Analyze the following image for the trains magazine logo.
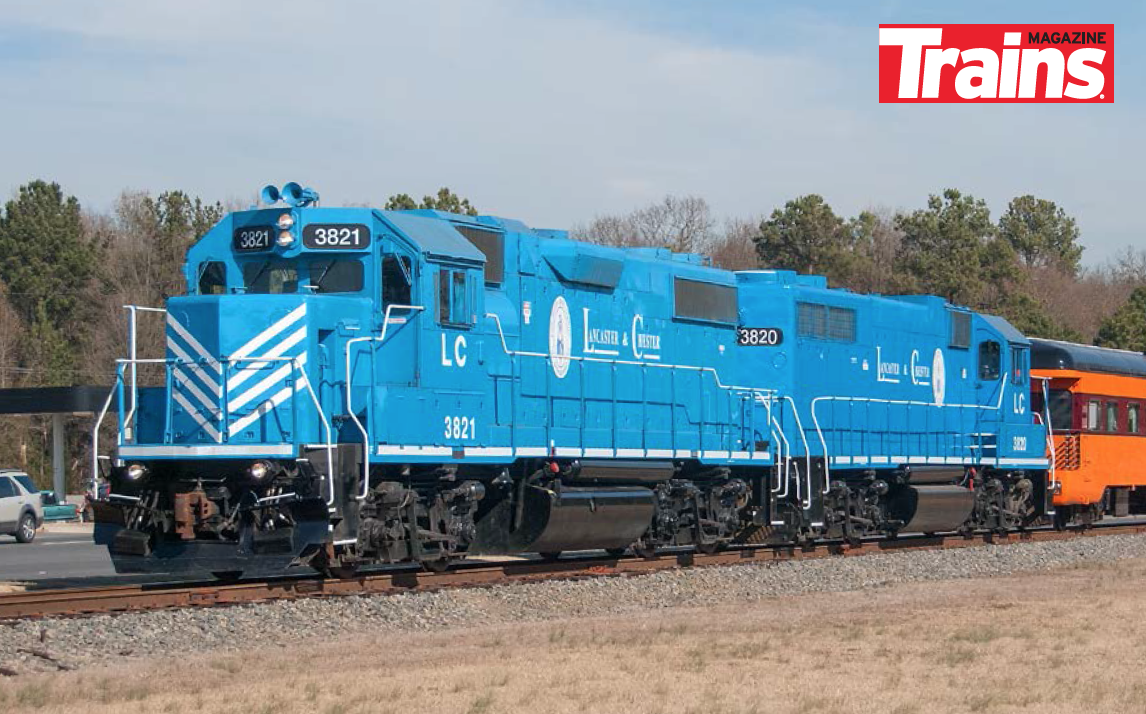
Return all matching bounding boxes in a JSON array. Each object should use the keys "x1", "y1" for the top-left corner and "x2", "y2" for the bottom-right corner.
[{"x1": 878, "y1": 24, "x2": 1113, "y2": 103}]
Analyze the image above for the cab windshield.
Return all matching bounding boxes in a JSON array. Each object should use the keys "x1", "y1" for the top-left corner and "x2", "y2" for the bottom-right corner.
[{"x1": 242, "y1": 259, "x2": 363, "y2": 294}]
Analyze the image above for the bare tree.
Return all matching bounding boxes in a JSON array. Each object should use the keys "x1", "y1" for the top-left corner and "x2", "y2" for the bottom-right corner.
[
  {"x1": 709, "y1": 217, "x2": 760, "y2": 271},
  {"x1": 573, "y1": 196, "x2": 717, "y2": 255}
]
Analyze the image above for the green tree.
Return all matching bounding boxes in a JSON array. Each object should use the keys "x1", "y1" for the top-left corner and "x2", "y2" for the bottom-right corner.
[
  {"x1": 0, "y1": 181, "x2": 96, "y2": 327},
  {"x1": 995, "y1": 291, "x2": 1081, "y2": 342},
  {"x1": 384, "y1": 192, "x2": 418, "y2": 211},
  {"x1": 895, "y1": 189, "x2": 1015, "y2": 307},
  {"x1": 754, "y1": 195, "x2": 855, "y2": 284},
  {"x1": 1095, "y1": 287, "x2": 1146, "y2": 351},
  {"x1": 385, "y1": 187, "x2": 478, "y2": 216},
  {"x1": 113, "y1": 190, "x2": 224, "y2": 300},
  {"x1": 26, "y1": 303, "x2": 73, "y2": 386},
  {"x1": 998, "y1": 195, "x2": 1083, "y2": 274}
]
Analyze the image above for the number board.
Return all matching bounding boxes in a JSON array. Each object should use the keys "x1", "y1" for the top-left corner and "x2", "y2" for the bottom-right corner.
[
  {"x1": 736, "y1": 327, "x2": 783, "y2": 346},
  {"x1": 302, "y1": 224, "x2": 371, "y2": 250},
  {"x1": 233, "y1": 226, "x2": 274, "y2": 252}
]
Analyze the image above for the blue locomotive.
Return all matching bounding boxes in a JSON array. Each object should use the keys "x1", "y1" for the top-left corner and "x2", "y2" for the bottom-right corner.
[{"x1": 91, "y1": 184, "x2": 1051, "y2": 575}]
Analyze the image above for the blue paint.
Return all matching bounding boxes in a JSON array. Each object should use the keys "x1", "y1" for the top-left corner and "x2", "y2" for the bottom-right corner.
[{"x1": 114, "y1": 202, "x2": 1045, "y2": 475}]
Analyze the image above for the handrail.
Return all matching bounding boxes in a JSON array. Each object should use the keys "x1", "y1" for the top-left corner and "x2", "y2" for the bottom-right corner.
[
  {"x1": 810, "y1": 384, "x2": 1015, "y2": 489},
  {"x1": 1033, "y1": 375, "x2": 1058, "y2": 506},
  {"x1": 109, "y1": 354, "x2": 337, "y2": 506},
  {"x1": 484, "y1": 312, "x2": 775, "y2": 459},
  {"x1": 778, "y1": 395, "x2": 814, "y2": 506},
  {"x1": 91, "y1": 376, "x2": 122, "y2": 499},
  {"x1": 345, "y1": 304, "x2": 424, "y2": 500},
  {"x1": 123, "y1": 305, "x2": 167, "y2": 441}
]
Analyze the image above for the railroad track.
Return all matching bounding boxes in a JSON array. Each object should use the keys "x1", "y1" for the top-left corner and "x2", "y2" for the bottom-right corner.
[{"x1": 3, "y1": 522, "x2": 1145, "y2": 621}]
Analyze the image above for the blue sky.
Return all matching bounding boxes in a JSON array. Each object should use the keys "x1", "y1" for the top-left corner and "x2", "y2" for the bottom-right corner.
[{"x1": 0, "y1": 1, "x2": 1139, "y2": 263}]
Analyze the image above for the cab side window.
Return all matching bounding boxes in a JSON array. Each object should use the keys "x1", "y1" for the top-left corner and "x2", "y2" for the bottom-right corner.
[
  {"x1": 436, "y1": 268, "x2": 472, "y2": 327},
  {"x1": 198, "y1": 261, "x2": 227, "y2": 295},
  {"x1": 1009, "y1": 346, "x2": 1027, "y2": 385},
  {"x1": 978, "y1": 341, "x2": 1001, "y2": 380},
  {"x1": 381, "y1": 254, "x2": 413, "y2": 306}
]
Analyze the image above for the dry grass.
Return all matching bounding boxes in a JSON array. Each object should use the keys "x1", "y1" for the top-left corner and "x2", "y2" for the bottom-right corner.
[{"x1": 5, "y1": 558, "x2": 1146, "y2": 713}]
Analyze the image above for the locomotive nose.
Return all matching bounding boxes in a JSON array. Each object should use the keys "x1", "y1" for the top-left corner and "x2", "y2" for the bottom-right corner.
[{"x1": 166, "y1": 295, "x2": 314, "y2": 445}]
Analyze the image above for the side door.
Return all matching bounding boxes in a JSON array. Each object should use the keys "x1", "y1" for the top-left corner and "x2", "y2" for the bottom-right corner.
[
  {"x1": 430, "y1": 262, "x2": 483, "y2": 448},
  {"x1": 377, "y1": 249, "x2": 420, "y2": 386},
  {"x1": 0, "y1": 476, "x2": 19, "y2": 530},
  {"x1": 974, "y1": 335, "x2": 1005, "y2": 461}
]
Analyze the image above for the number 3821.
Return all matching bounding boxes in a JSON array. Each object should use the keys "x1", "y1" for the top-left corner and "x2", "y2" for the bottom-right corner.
[{"x1": 444, "y1": 415, "x2": 476, "y2": 440}]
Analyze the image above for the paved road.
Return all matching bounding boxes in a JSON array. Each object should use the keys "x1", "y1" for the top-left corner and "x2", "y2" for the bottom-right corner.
[{"x1": 0, "y1": 530, "x2": 115, "y2": 582}]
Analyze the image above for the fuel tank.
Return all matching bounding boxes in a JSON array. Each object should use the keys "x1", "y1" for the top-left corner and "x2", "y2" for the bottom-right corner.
[
  {"x1": 471, "y1": 484, "x2": 655, "y2": 554},
  {"x1": 887, "y1": 484, "x2": 975, "y2": 534}
]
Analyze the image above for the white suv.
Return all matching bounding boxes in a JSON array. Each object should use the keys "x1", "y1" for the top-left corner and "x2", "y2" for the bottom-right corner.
[{"x1": 0, "y1": 470, "x2": 44, "y2": 543}]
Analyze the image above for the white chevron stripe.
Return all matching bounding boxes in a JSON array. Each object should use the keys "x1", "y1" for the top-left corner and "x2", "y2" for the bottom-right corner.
[
  {"x1": 173, "y1": 367, "x2": 219, "y2": 417},
  {"x1": 229, "y1": 353, "x2": 308, "y2": 412},
  {"x1": 168, "y1": 340, "x2": 221, "y2": 397},
  {"x1": 229, "y1": 380, "x2": 305, "y2": 436},
  {"x1": 166, "y1": 315, "x2": 220, "y2": 374},
  {"x1": 172, "y1": 390, "x2": 222, "y2": 442},
  {"x1": 230, "y1": 304, "x2": 307, "y2": 361},
  {"x1": 227, "y1": 327, "x2": 307, "y2": 392}
]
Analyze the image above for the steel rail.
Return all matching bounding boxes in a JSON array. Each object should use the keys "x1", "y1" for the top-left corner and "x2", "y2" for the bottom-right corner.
[{"x1": 3, "y1": 522, "x2": 1145, "y2": 621}]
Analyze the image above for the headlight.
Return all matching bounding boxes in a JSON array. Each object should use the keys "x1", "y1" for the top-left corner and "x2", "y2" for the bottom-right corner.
[
  {"x1": 276, "y1": 213, "x2": 294, "y2": 230},
  {"x1": 125, "y1": 463, "x2": 147, "y2": 481},
  {"x1": 276, "y1": 230, "x2": 295, "y2": 247},
  {"x1": 248, "y1": 461, "x2": 271, "y2": 481}
]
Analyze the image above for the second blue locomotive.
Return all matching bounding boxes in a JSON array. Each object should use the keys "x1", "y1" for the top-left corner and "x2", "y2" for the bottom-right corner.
[{"x1": 92, "y1": 184, "x2": 1050, "y2": 575}]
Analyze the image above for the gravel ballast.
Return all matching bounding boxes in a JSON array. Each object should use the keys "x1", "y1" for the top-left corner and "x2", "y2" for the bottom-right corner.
[{"x1": 3, "y1": 532, "x2": 1146, "y2": 675}]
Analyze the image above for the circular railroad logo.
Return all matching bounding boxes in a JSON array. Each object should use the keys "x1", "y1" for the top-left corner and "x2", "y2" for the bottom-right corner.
[
  {"x1": 549, "y1": 296, "x2": 571, "y2": 379},
  {"x1": 932, "y1": 348, "x2": 946, "y2": 406}
]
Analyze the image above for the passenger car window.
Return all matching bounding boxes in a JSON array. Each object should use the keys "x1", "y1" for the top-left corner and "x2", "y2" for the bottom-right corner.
[
  {"x1": 1047, "y1": 389, "x2": 1073, "y2": 430},
  {"x1": 0, "y1": 478, "x2": 15, "y2": 498},
  {"x1": 1129, "y1": 403, "x2": 1140, "y2": 434},
  {"x1": 1086, "y1": 399, "x2": 1100, "y2": 431},
  {"x1": 978, "y1": 341, "x2": 1001, "y2": 380},
  {"x1": 198, "y1": 261, "x2": 227, "y2": 295},
  {"x1": 1107, "y1": 402, "x2": 1119, "y2": 432}
]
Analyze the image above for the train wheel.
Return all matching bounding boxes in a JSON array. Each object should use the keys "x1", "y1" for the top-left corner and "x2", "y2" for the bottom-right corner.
[
  {"x1": 632, "y1": 541, "x2": 657, "y2": 559},
  {"x1": 421, "y1": 556, "x2": 454, "y2": 573},
  {"x1": 695, "y1": 540, "x2": 723, "y2": 555}
]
